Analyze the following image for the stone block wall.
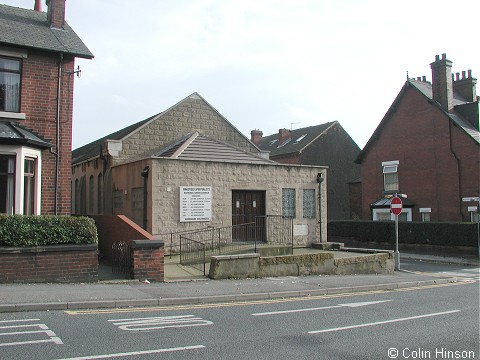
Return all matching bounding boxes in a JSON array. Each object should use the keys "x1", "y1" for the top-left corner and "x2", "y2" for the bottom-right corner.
[
  {"x1": 115, "y1": 93, "x2": 259, "y2": 164},
  {"x1": 150, "y1": 159, "x2": 327, "y2": 249}
]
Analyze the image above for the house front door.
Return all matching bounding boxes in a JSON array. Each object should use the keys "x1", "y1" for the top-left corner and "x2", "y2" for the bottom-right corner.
[{"x1": 232, "y1": 190, "x2": 266, "y2": 241}]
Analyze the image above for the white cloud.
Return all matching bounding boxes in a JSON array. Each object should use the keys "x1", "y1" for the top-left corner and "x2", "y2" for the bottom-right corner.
[{"x1": 2, "y1": 0, "x2": 479, "y2": 149}]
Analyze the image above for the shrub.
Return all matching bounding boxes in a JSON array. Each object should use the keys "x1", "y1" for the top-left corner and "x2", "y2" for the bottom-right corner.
[{"x1": 0, "y1": 215, "x2": 98, "y2": 247}]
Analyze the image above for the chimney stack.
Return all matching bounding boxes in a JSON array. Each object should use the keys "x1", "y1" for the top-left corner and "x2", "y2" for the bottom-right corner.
[
  {"x1": 430, "y1": 53, "x2": 454, "y2": 112},
  {"x1": 453, "y1": 69, "x2": 477, "y2": 102},
  {"x1": 250, "y1": 129, "x2": 263, "y2": 145},
  {"x1": 46, "y1": 0, "x2": 66, "y2": 29},
  {"x1": 278, "y1": 129, "x2": 291, "y2": 143}
]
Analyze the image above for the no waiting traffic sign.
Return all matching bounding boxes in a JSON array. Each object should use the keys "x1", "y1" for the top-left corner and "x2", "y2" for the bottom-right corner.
[{"x1": 390, "y1": 196, "x2": 403, "y2": 216}]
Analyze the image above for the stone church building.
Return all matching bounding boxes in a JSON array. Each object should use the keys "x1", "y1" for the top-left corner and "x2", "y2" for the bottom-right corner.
[{"x1": 72, "y1": 93, "x2": 327, "y2": 248}]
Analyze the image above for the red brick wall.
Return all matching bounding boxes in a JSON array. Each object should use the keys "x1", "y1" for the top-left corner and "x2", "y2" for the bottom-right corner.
[
  {"x1": 0, "y1": 244, "x2": 98, "y2": 283},
  {"x1": 90, "y1": 215, "x2": 154, "y2": 261},
  {"x1": 360, "y1": 87, "x2": 478, "y2": 221},
  {"x1": 131, "y1": 240, "x2": 165, "y2": 282},
  {"x1": 20, "y1": 50, "x2": 75, "y2": 215}
]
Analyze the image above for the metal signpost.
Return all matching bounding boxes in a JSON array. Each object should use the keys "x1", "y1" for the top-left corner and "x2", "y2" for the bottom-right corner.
[
  {"x1": 462, "y1": 197, "x2": 480, "y2": 260},
  {"x1": 390, "y1": 195, "x2": 403, "y2": 271}
]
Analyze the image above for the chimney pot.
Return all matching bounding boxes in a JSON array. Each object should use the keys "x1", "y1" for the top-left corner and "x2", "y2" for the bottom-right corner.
[
  {"x1": 422, "y1": 76, "x2": 426, "y2": 82},
  {"x1": 456, "y1": 72, "x2": 460, "y2": 81},
  {"x1": 34, "y1": 0, "x2": 42, "y2": 11},
  {"x1": 462, "y1": 70, "x2": 466, "y2": 79}
]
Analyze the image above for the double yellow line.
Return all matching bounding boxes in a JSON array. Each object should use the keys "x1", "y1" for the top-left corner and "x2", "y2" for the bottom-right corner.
[{"x1": 66, "y1": 279, "x2": 474, "y2": 315}]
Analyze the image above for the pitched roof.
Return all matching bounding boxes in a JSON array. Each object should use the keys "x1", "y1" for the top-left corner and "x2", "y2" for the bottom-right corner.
[
  {"x1": 356, "y1": 79, "x2": 480, "y2": 163},
  {"x1": 72, "y1": 92, "x2": 260, "y2": 165},
  {"x1": 71, "y1": 113, "x2": 159, "y2": 164},
  {"x1": 0, "y1": 121, "x2": 52, "y2": 148},
  {"x1": 154, "y1": 132, "x2": 275, "y2": 165},
  {"x1": 257, "y1": 122, "x2": 337, "y2": 157},
  {"x1": 0, "y1": 4, "x2": 93, "y2": 59}
]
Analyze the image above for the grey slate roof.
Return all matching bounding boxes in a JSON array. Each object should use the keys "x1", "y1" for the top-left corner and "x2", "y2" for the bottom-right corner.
[
  {"x1": 370, "y1": 195, "x2": 414, "y2": 208},
  {"x1": 409, "y1": 80, "x2": 479, "y2": 144},
  {"x1": 356, "y1": 79, "x2": 480, "y2": 163},
  {"x1": 71, "y1": 114, "x2": 159, "y2": 164},
  {"x1": 0, "y1": 121, "x2": 52, "y2": 148},
  {"x1": 257, "y1": 122, "x2": 336, "y2": 157},
  {"x1": 154, "y1": 132, "x2": 275, "y2": 165},
  {"x1": 0, "y1": 4, "x2": 93, "y2": 58}
]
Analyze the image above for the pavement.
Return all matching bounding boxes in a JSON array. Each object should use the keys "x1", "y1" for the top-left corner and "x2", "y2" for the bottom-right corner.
[{"x1": 0, "y1": 249, "x2": 478, "y2": 313}]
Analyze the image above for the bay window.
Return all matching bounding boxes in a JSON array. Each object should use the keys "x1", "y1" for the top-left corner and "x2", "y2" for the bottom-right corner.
[
  {"x1": 0, "y1": 154, "x2": 15, "y2": 214},
  {"x1": 0, "y1": 147, "x2": 41, "y2": 215}
]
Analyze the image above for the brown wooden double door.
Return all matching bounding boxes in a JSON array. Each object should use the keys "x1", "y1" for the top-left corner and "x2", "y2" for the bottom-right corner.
[{"x1": 232, "y1": 190, "x2": 265, "y2": 241}]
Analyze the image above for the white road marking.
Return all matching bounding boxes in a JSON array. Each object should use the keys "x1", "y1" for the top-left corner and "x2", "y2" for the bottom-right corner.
[
  {"x1": 55, "y1": 345, "x2": 206, "y2": 360},
  {"x1": 0, "y1": 320, "x2": 63, "y2": 347},
  {"x1": 308, "y1": 309, "x2": 460, "y2": 334},
  {"x1": 109, "y1": 315, "x2": 213, "y2": 331},
  {"x1": 0, "y1": 319, "x2": 40, "y2": 323},
  {"x1": 252, "y1": 300, "x2": 392, "y2": 316}
]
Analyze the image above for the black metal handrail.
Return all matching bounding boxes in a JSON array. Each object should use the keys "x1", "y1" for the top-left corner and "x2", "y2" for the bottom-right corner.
[
  {"x1": 179, "y1": 235, "x2": 206, "y2": 274},
  {"x1": 179, "y1": 215, "x2": 294, "y2": 275}
]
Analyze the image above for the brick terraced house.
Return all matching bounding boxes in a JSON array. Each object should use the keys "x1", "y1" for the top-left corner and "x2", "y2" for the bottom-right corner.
[
  {"x1": 354, "y1": 54, "x2": 479, "y2": 222},
  {"x1": 0, "y1": 0, "x2": 93, "y2": 215}
]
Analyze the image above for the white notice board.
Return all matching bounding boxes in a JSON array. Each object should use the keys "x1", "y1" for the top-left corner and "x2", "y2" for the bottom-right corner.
[{"x1": 180, "y1": 186, "x2": 212, "y2": 222}]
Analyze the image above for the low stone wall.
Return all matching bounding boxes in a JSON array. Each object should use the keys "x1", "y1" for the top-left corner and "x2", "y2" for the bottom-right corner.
[
  {"x1": 0, "y1": 244, "x2": 98, "y2": 283},
  {"x1": 260, "y1": 253, "x2": 335, "y2": 277},
  {"x1": 333, "y1": 252, "x2": 394, "y2": 275},
  {"x1": 209, "y1": 250, "x2": 394, "y2": 279}
]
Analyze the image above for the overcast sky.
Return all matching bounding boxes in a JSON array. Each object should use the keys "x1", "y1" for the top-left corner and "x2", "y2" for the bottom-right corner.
[{"x1": 4, "y1": 0, "x2": 480, "y2": 149}]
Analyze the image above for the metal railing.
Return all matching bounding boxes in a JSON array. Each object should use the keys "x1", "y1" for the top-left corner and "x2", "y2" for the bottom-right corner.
[
  {"x1": 179, "y1": 215, "x2": 293, "y2": 275},
  {"x1": 156, "y1": 226, "x2": 211, "y2": 257}
]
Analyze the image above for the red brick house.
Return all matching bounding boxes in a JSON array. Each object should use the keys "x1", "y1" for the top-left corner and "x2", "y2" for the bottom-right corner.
[
  {"x1": 0, "y1": 1, "x2": 93, "y2": 215},
  {"x1": 252, "y1": 122, "x2": 361, "y2": 220},
  {"x1": 354, "y1": 54, "x2": 479, "y2": 222}
]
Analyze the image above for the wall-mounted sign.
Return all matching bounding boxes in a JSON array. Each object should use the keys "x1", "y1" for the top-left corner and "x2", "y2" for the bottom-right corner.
[{"x1": 180, "y1": 186, "x2": 212, "y2": 222}]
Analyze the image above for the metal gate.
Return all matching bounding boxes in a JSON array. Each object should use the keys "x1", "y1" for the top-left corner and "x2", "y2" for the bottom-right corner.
[{"x1": 112, "y1": 241, "x2": 131, "y2": 274}]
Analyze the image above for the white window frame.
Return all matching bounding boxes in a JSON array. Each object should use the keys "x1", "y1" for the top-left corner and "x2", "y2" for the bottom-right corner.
[
  {"x1": 372, "y1": 208, "x2": 412, "y2": 221},
  {"x1": 0, "y1": 46, "x2": 27, "y2": 119},
  {"x1": 0, "y1": 145, "x2": 42, "y2": 215},
  {"x1": 382, "y1": 160, "x2": 399, "y2": 192},
  {"x1": 419, "y1": 208, "x2": 431, "y2": 222}
]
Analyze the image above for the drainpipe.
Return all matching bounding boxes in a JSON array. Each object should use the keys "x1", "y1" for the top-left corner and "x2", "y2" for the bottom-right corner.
[
  {"x1": 141, "y1": 166, "x2": 150, "y2": 230},
  {"x1": 52, "y1": 53, "x2": 63, "y2": 215},
  {"x1": 317, "y1": 173, "x2": 324, "y2": 243},
  {"x1": 448, "y1": 120, "x2": 463, "y2": 220}
]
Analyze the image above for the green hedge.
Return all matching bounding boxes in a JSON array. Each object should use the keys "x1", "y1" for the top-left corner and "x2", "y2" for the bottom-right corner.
[
  {"x1": 328, "y1": 220, "x2": 477, "y2": 247},
  {"x1": 0, "y1": 215, "x2": 98, "y2": 247}
]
